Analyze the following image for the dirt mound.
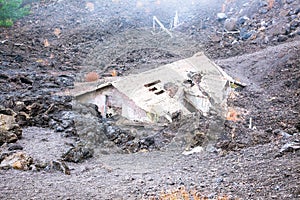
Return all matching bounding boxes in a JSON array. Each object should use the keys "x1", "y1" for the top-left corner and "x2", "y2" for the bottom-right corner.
[{"x1": 216, "y1": 40, "x2": 300, "y2": 150}]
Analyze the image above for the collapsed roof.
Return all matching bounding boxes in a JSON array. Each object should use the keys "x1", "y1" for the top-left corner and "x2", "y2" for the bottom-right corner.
[{"x1": 75, "y1": 52, "x2": 234, "y2": 123}]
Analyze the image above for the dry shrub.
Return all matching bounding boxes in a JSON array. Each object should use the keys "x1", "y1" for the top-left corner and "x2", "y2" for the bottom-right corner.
[
  {"x1": 155, "y1": 186, "x2": 233, "y2": 200},
  {"x1": 226, "y1": 108, "x2": 240, "y2": 122},
  {"x1": 85, "y1": 72, "x2": 99, "y2": 82},
  {"x1": 111, "y1": 69, "x2": 118, "y2": 77}
]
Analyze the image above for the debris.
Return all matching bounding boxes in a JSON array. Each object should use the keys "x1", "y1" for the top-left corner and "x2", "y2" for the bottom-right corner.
[
  {"x1": 273, "y1": 129, "x2": 292, "y2": 139},
  {"x1": 279, "y1": 141, "x2": 300, "y2": 153},
  {"x1": 74, "y1": 52, "x2": 234, "y2": 123},
  {"x1": 237, "y1": 16, "x2": 250, "y2": 25},
  {"x1": 217, "y1": 13, "x2": 227, "y2": 21},
  {"x1": 206, "y1": 143, "x2": 219, "y2": 153},
  {"x1": 153, "y1": 16, "x2": 173, "y2": 37},
  {"x1": 171, "y1": 11, "x2": 180, "y2": 29},
  {"x1": 249, "y1": 117, "x2": 253, "y2": 129},
  {"x1": 182, "y1": 146, "x2": 204, "y2": 155},
  {"x1": 277, "y1": 35, "x2": 288, "y2": 42},
  {"x1": 240, "y1": 30, "x2": 256, "y2": 40},
  {"x1": 62, "y1": 146, "x2": 94, "y2": 163},
  {"x1": 8, "y1": 144, "x2": 23, "y2": 151},
  {"x1": 224, "y1": 18, "x2": 237, "y2": 31},
  {"x1": 0, "y1": 152, "x2": 33, "y2": 170},
  {"x1": 259, "y1": 8, "x2": 269, "y2": 14},
  {"x1": 45, "y1": 160, "x2": 70, "y2": 175}
]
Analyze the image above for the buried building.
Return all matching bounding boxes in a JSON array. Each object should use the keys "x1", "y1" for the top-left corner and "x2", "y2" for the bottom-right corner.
[{"x1": 75, "y1": 52, "x2": 235, "y2": 123}]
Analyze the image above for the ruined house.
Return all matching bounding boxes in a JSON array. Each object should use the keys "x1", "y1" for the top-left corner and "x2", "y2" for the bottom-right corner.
[{"x1": 75, "y1": 52, "x2": 234, "y2": 123}]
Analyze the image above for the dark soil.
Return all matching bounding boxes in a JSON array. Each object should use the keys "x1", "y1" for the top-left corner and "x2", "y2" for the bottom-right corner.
[{"x1": 0, "y1": 0, "x2": 299, "y2": 199}]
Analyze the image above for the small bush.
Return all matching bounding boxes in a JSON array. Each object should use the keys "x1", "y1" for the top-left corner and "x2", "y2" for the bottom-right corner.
[
  {"x1": 85, "y1": 72, "x2": 99, "y2": 82},
  {"x1": 0, "y1": 0, "x2": 30, "y2": 27}
]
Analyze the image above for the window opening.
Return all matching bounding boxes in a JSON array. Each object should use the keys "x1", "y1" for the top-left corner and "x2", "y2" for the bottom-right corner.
[{"x1": 144, "y1": 80, "x2": 161, "y2": 87}]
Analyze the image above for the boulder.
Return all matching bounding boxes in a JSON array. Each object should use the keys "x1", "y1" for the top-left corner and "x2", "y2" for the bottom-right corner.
[
  {"x1": 0, "y1": 106, "x2": 22, "y2": 146},
  {"x1": 62, "y1": 146, "x2": 93, "y2": 163},
  {"x1": 224, "y1": 18, "x2": 237, "y2": 31},
  {"x1": 45, "y1": 160, "x2": 70, "y2": 175},
  {"x1": 0, "y1": 152, "x2": 33, "y2": 170}
]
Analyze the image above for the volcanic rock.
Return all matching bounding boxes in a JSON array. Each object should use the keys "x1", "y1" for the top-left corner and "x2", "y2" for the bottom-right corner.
[
  {"x1": 224, "y1": 18, "x2": 237, "y2": 31},
  {"x1": 45, "y1": 160, "x2": 70, "y2": 175},
  {"x1": 0, "y1": 106, "x2": 22, "y2": 145},
  {"x1": 62, "y1": 146, "x2": 94, "y2": 163},
  {"x1": 0, "y1": 152, "x2": 33, "y2": 170}
]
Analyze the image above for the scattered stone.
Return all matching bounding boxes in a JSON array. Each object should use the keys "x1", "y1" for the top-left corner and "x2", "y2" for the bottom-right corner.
[
  {"x1": 19, "y1": 76, "x2": 33, "y2": 85},
  {"x1": 210, "y1": 34, "x2": 222, "y2": 43},
  {"x1": 15, "y1": 111, "x2": 30, "y2": 126},
  {"x1": 237, "y1": 16, "x2": 249, "y2": 26},
  {"x1": 8, "y1": 144, "x2": 24, "y2": 151},
  {"x1": 45, "y1": 160, "x2": 70, "y2": 175},
  {"x1": 0, "y1": 73, "x2": 9, "y2": 80},
  {"x1": 280, "y1": 141, "x2": 300, "y2": 153},
  {"x1": 217, "y1": 13, "x2": 227, "y2": 21},
  {"x1": 259, "y1": 8, "x2": 269, "y2": 14},
  {"x1": 62, "y1": 146, "x2": 94, "y2": 163},
  {"x1": 224, "y1": 18, "x2": 237, "y2": 31},
  {"x1": 259, "y1": 1, "x2": 268, "y2": 7},
  {"x1": 182, "y1": 146, "x2": 204, "y2": 155},
  {"x1": 273, "y1": 129, "x2": 292, "y2": 138},
  {"x1": 56, "y1": 75, "x2": 75, "y2": 87},
  {"x1": 0, "y1": 106, "x2": 22, "y2": 145},
  {"x1": 0, "y1": 132, "x2": 18, "y2": 145},
  {"x1": 295, "y1": 121, "x2": 300, "y2": 132},
  {"x1": 0, "y1": 151, "x2": 13, "y2": 163},
  {"x1": 286, "y1": 0, "x2": 295, "y2": 4},
  {"x1": 216, "y1": 177, "x2": 224, "y2": 184},
  {"x1": 30, "y1": 164, "x2": 38, "y2": 172},
  {"x1": 0, "y1": 152, "x2": 33, "y2": 170},
  {"x1": 277, "y1": 35, "x2": 288, "y2": 42},
  {"x1": 206, "y1": 143, "x2": 219, "y2": 153},
  {"x1": 240, "y1": 29, "x2": 256, "y2": 40},
  {"x1": 14, "y1": 101, "x2": 27, "y2": 112},
  {"x1": 56, "y1": 126, "x2": 64, "y2": 132},
  {"x1": 34, "y1": 160, "x2": 48, "y2": 169},
  {"x1": 280, "y1": 9, "x2": 290, "y2": 17}
]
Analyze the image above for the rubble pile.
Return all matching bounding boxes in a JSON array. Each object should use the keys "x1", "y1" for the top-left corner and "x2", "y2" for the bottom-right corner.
[
  {"x1": 199, "y1": 0, "x2": 300, "y2": 58},
  {"x1": 0, "y1": 1, "x2": 299, "y2": 199},
  {"x1": 0, "y1": 0, "x2": 299, "y2": 167}
]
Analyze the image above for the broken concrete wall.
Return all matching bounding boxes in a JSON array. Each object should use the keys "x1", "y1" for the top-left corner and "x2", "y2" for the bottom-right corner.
[
  {"x1": 76, "y1": 85, "x2": 150, "y2": 122},
  {"x1": 76, "y1": 86, "x2": 121, "y2": 117}
]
